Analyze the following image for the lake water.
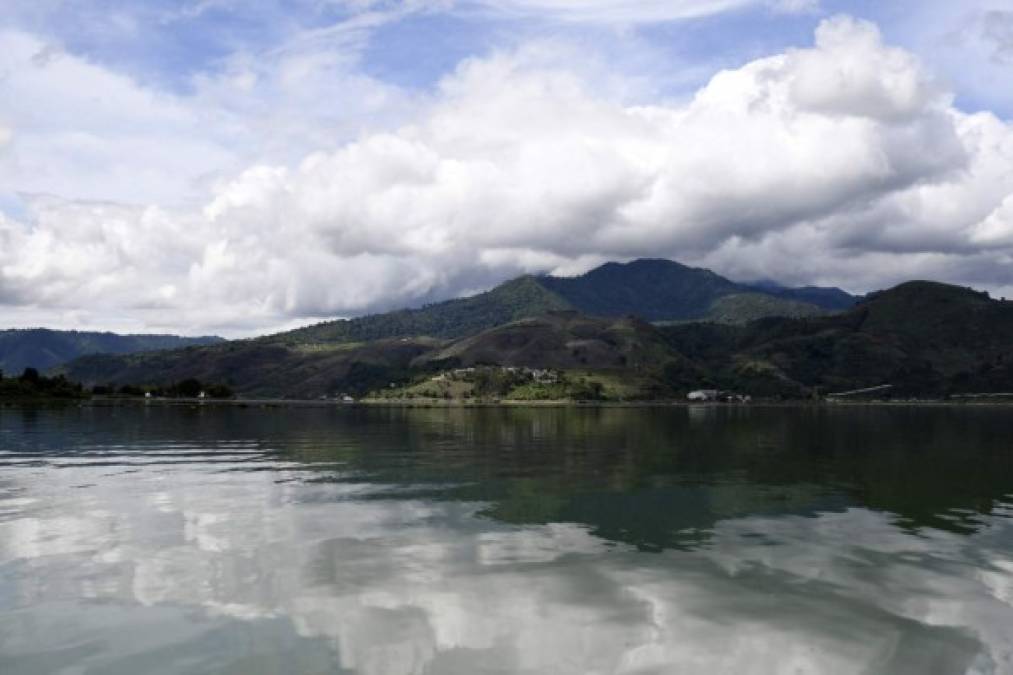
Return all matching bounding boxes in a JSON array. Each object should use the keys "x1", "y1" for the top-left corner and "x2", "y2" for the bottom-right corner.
[{"x1": 2, "y1": 404, "x2": 1013, "y2": 674}]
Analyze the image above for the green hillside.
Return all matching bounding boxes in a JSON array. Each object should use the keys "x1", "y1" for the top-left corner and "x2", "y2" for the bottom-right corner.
[
  {"x1": 59, "y1": 280, "x2": 1013, "y2": 401},
  {"x1": 63, "y1": 338, "x2": 441, "y2": 399},
  {"x1": 58, "y1": 268, "x2": 1010, "y2": 403},
  {"x1": 267, "y1": 276, "x2": 573, "y2": 345},
  {"x1": 661, "y1": 281, "x2": 1013, "y2": 398},
  {"x1": 0, "y1": 329, "x2": 223, "y2": 374},
  {"x1": 266, "y1": 258, "x2": 849, "y2": 347},
  {"x1": 699, "y1": 293, "x2": 829, "y2": 324},
  {"x1": 60, "y1": 312, "x2": 685, "y2": 400},
  {"x1": 419, "y1": 311, "x2": 677, "y2": 371}
]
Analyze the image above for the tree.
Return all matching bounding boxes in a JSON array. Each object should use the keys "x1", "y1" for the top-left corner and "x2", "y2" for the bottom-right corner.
[
  {"x1": 20, "y1": 368, "x2": 40, "y2": 383},
  {"x1": 205, "y1": 384, "x2": 234, "y2": 399},
  {"x1": 174, "y1": 378, "x2": 203, "y2": 398}
]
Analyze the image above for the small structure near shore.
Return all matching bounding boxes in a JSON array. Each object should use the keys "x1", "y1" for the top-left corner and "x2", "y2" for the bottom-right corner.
[{"x1": 687, "y1": 389, "x2": 752, "y2": 403}]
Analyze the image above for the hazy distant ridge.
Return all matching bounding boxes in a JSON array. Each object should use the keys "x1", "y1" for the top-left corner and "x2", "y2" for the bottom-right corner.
[{"x1": 0, "y1": 329, "x2": 224, "y2": 374}]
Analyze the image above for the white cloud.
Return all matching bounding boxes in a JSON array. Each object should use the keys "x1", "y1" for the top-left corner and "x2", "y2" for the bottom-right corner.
[
  {"x1": 0, "y1": 24, "x2": 417, "y2": 207},
  {"x1": 886, "y1": 2, "x2": 1013, "y2": 119},
  {"x1": 768, "y1": 0, "x2": 820, "y2": 15},
  {"x1": 469, "y1": 0, "x2": 755, "y2": 23},
  {"x1": 0, "y1": 31, "x2": 241, "y2": 206},
  {"x1": 463, "y1": 0, "x2": 821, "y2": 23},
  {"x1": 2, "y1": 16, "x2": 1013, "y2": 335}
]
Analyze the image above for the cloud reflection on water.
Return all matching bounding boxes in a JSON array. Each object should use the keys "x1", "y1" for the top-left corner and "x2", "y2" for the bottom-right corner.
[{"x1": 2, "y1": 454, "x2": 1012, "y2": 675}]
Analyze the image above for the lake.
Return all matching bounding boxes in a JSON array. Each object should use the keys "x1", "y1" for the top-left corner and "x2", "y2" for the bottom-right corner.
[{"x1": 1, "y1": 404, "x2": 1012, "y2": 674}]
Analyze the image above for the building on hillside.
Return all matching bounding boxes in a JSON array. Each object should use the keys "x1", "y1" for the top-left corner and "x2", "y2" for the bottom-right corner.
[
  {"x1": 530, "y1": 369, "x2": 559, "y2": 384},
  {"x1": 687, "y1": 390, "x2": 720, "y2": 402}
]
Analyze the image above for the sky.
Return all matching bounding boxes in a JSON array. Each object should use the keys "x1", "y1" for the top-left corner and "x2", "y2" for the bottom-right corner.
[{"x1": 1, "y1": 0, "x2": 1012, "y2": 337}]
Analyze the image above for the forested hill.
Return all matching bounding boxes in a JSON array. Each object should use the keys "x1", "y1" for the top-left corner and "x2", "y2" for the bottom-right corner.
[
  {"x1": 660, "y1": 281, "x2": 1013, "y2": 398},
  {"x1": 268, "y1": 276, "x2": 574, "y2": 345},
  {"x1": 537, "y1": 259, "x2": 742, "y2": 320},
  {"x1": 59, "y1": 280, "x2": 1013, "y2": 400},
  {"x1": 737, "y1": 280, "x2": 858, "y2": 311},
  {"x1": 267, "y1": 258, "x2": 858, "y2": 345},
  {"x1": 0, "y1": 329, "x2": 223, "y2": 374}
]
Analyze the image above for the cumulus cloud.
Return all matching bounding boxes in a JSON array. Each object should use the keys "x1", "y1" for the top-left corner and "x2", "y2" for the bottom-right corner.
[
  {"x1": 0, "y1": 31, "x2": 242, "y2": 206},
  {"x1": 0, "y1": 25, "x2": 416, "y2": 207},
  {"x1": 2, "y1": 16, "x2": 1013, "y2": 335}
]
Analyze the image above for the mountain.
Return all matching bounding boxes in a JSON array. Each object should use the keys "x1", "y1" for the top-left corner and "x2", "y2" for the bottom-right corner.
[
  {"x1": 60, "y1": 312, "x2": 684, "y2": 399},
  {"x1": 0, "y1": 329, "x2": 224, "y2": 374},
  {"x1": 660, "y1": 281, "x2": 1013, "y2": 398},
  {"x1": 267, "y1": 276, "x2": 573, "y2": 345},
  {"x1": 742, "y1": 280, "x2": 859, "y2": 311},
  {"x1": 539, "y1": 259, "x2": 857, "y2": 319},
  {"x1": 693, "y1": 293, "x2": 833, "y2": 325},
  {"x1": 267, "y1": 259, "x2": 856, "y2": 347},
  {"x1": 63, "y1": 313, "x2": 685, "y2": 400},
  {"x1": 52, "y1": 258, "x2": 862, "y2": 400},
  {"x1": 390, "y1": 312, "x2": 686, "y2": 402},
  {"x1": 63, "y1": 338, "x2": 439, "y2": 399},
  {"x1": 418, "y1": 311, "x2": 677, "y2": 371},
  {"x1": 59, "y1": 280, "x2": 1013, "y2": 400},
  {"x1": 538, "y1": 259, "x2": 740, "y2": 320}
]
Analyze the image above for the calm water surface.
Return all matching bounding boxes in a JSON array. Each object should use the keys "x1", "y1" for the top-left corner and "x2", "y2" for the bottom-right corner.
[{"x1": 2, "y1": 404, "x2": 1013, "y2": 674}]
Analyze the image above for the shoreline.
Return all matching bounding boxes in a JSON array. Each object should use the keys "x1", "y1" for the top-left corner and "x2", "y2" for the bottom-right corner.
[{"x1": 6, "y1": 396, "x2": 1013, "y2": 409}]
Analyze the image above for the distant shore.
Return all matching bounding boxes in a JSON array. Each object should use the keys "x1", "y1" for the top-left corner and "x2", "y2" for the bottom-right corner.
[{"x1": 7, "y1": 396, "x2": 1011, "y2": 409}]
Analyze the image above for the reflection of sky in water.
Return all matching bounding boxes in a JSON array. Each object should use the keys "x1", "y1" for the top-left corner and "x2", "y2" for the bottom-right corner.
[{"x1": 1, "y1": 407, "x2": 1012, "y2": 674}]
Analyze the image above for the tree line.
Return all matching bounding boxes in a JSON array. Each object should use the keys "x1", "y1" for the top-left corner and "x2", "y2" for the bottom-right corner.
[
  {"x1": 91, "y1": 378, "x2": 234, "y2": 399},
  {"x1": 0, "y1": 368, "x2": 86, "y2": 399}
]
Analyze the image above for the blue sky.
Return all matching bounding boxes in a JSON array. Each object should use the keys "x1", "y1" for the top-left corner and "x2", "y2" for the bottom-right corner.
[
  {"x1": 6, "y1": 0, "x2": 1011, "y2": 113},
  {"x1": 1, "y1": 1, "x2": 1012, "y2": 334}
]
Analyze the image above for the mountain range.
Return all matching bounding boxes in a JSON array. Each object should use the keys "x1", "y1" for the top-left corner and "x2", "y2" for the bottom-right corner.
[
  {"x1": 267, "y1": 258, "x2": 856, "y2": 346},
  {"x1": 660, "y1": 281, "x2": 1013, "y2": 398},
  {"x1": 44, "y1": 258, "x2": 1013, "y2": 401},
  {"x1": 0, "y1": 260, "x2": 853, "y2": 377},
  {"x1": 0, "y1": 329, "x2": 224, "y2": 375}
]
